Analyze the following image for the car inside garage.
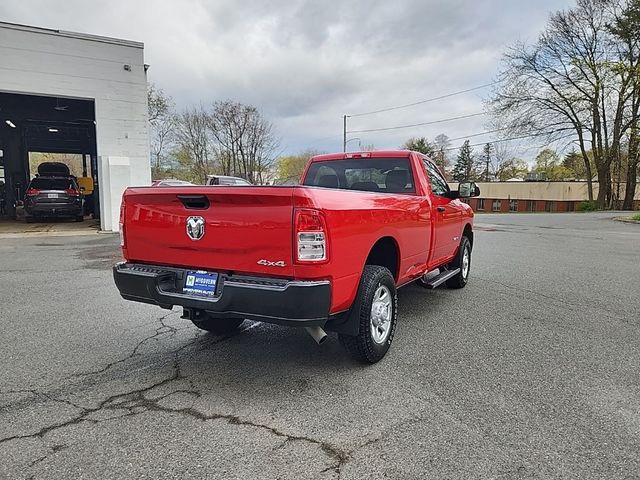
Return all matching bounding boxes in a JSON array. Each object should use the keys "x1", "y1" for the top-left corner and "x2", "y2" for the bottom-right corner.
[{"x1": 0, "y1": 92, "x2": 99, "y2": 231}]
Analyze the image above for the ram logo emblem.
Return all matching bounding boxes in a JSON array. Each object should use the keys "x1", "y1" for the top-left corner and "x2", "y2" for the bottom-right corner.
[{"x1": 186, "y1": 216, "x2": 205, "y2": 241}]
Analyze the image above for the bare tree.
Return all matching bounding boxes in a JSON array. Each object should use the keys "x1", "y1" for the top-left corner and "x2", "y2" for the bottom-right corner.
[
  {"x1": 610, "y1": 0, "x2": 640, "y2": 209},
  {"x1": 208, "y1": 101, "x2": 279, "y2": 184},
  {"x1": 147, "y1": 83, "x2": 170, "y2": 123},
  {"x1": 433, "y1": 134, "x2": 452, "y2": 169},
  {"x1": 150, "y1": 115, "x2": 175, "y2": 169},
  {"x1": 480, "y1": 141, "x2": 530, "y2": 181},
  {"x1": 490, "y1": 0, "x2": 639, "y2": 208},
  {"x1": 174, "y1": 106, "x2": 215, "y2": 184},
  {"x1": 147, "y1": 83, "x2": 175, "y2": 169}
]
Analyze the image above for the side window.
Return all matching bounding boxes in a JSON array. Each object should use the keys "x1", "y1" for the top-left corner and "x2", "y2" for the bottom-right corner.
[{"x1": 422, "y1": 160, "x2": 448, "y2": 196}]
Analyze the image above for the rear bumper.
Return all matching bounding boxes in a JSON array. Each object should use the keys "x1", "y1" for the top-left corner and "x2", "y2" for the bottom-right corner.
[
  {"x1": 25, "y1": 203, "x2": 82, "y2": 216},
  {"x1": 113, "y1": 262, "x2": 331, "y2": 327}
]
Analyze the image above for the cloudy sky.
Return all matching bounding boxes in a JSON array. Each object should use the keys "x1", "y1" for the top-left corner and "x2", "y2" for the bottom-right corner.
[{"x1": 1, "y1": 0, "x2": 574, "y2": 158}]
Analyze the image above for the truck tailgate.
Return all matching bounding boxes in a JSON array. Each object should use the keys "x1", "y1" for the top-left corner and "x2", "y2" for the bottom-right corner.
[{"x1": 122, "y1": 186, "x2": 295, "y2": 277}]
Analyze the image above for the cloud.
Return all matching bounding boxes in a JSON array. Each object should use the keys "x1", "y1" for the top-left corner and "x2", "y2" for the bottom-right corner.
[{"x1": 0, "y1": 0, "x2": 574, "y2": 156}]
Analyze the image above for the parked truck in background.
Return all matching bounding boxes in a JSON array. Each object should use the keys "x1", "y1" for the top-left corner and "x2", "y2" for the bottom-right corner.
[{"x1": 114, "y1": 150, "x2": 479, "y2": 363}]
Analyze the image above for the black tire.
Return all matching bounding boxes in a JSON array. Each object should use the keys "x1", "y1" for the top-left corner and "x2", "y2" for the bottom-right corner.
[
  {"x1": 75, "y1": 215, "x2": 84, "y2": 222},
  {"x1": 445, "y1": 236, "x2": 471, "y2": 289},
  {"x1": 25, "y1": 216, "x2": 36, "y2": 223},
  {"x1": 339, "y1": 265, "x2": 398, "y2": 364},
  {"x1": 192, "y1": 316, "x2": 244, "y2": 334}
]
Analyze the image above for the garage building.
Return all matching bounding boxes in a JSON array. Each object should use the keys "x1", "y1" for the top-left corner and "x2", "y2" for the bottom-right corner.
[{"x1": 0, "y1": 21, "x2": 150, "y2": 231}]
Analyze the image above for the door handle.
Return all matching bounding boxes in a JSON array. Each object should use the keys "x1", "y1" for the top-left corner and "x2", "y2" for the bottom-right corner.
[
  {"x1": 177, "y1": 195, "x2": 210, "y2": 210},
  {"x1": 436, "y1": 206, "x2": 446, "y2": 213}
]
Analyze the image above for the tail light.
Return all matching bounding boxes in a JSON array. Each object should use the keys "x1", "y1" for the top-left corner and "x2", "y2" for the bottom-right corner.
[
  {"x1": 119, "y1": 201, "x2": 126, "y2": 247},
  {"x1": 65, "y1": 189, "x2": 81, "y2": 196},
  {"x1": 25, "y1": 188, "x2": 40, "y2": 196},
  {"x1": 294, "y1": 208, "x2": 328, "y2": 263}
]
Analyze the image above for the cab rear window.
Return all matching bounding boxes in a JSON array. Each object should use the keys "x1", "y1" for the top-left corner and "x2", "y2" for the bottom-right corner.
[{"x1": 303, "y1": 158, "x2": 415, "y2": 194}]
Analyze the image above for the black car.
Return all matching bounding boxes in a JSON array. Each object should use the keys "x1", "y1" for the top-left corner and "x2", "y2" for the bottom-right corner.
[{"x1": 24, "y1": 176, "x2": 84, "y2": 222}]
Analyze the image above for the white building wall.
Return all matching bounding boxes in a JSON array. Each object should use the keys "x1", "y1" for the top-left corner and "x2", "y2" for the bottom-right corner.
[{"x1": 0, "y1": 22, "x2": 150, "y2": 231}]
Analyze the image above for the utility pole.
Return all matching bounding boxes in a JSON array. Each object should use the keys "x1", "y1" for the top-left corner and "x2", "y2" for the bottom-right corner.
[{"x1": 343, "y1": 115, "x2": 347, "y2": 152}]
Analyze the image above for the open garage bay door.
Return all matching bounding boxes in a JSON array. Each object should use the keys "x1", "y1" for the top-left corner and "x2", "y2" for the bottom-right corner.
[{"x1": 0, "y1": 92, "x2": 99, "y2": 230}]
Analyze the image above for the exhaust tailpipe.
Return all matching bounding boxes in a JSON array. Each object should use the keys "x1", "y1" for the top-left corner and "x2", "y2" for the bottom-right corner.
[{"x1": 305, "y1": 326, "x2": 328, "y2": 345}]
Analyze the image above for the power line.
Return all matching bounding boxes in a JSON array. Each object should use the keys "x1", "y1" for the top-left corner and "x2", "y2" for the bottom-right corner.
[
  {"x1": 442, "y1": 132, "x2": 555, "y2": 152},
  {"x1": 347, "y1": 82, "x2": 499, "y2": 118},
  {"x1": 447, "y1": 128, "x2": 510, "y2": 142},
  {"x1": 347, "y1": 112, "x2": 486, "y2": 134}
]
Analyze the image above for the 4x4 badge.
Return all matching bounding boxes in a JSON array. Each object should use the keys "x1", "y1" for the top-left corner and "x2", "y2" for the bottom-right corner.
[
  {"x1": 257, "y1": 259, "x2": 286, "y2": 267},
  {"x1": 186, "y1": 216, "x2": 205, "y2": 240}
]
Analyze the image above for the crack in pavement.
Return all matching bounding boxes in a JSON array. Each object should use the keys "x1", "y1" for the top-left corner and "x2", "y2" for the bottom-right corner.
[
  {"x1": 69, "y1": 311, "x2": 182, "y2": 380},
  {"x1": 25, "y1": 443, "x2": 69, "y2": 480},
  {"x1": 0, "y1": 388, "x2": 87, "y2": 411},
  {"x1": 0, "y1": 317, "x2": 258, "y2": 413},
  {"x1": 1, "y1": 318, "x2": 349, "y2": 477},
  {"x1": 0, "y1": 320, "x2": 348, "y2": 477}
]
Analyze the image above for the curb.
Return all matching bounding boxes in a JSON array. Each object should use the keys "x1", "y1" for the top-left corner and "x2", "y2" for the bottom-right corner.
[
  {"x1": 0, "y1": 230, "x2": 102, "y2": 239},
  {"x1": 613, "y1": 216, "x2": 640, "y2": 225}
]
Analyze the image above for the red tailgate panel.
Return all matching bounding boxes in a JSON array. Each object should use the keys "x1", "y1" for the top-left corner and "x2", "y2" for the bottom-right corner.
[{"x1": 123, "y1": 186, "x2": 295, "y2": 277}]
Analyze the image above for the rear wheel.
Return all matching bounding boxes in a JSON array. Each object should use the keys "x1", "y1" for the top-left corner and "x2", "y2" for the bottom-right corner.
[
  {"x1": 339, "y1": 265, "x2": 397, "y2": 363},
  {"x1": 25, "y1": 215, "x2": 36, "y2": 223},
  {"x1": 191, "y1": 316, "x2": 245, "y2": 334},
  {"x1": 75, "y1": 215, "x2": 84, "y2": 222},
  {"x1": 445, "y1": 236, "x2": 471, "y2": 289}
]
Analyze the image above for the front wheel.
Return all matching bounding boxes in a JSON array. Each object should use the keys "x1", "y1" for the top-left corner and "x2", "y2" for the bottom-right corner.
[
  {"x1": 339, "y1": 265, "x2": 398, "y2": 363},
  {"x1": 192, "y1": 316, "x2": 245, "y2": 334},
  {"x1": 445, "y1": 236, "x2": 471, "y2": 289}
]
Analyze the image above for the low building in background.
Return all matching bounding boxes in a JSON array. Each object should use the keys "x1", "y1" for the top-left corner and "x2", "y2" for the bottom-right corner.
[{"x1": 449, "y1": 182, "x2": 640, "y2": 212}]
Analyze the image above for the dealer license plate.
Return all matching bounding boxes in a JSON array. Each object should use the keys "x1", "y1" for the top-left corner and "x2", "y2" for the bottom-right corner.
[{"x1": 183, "y1": 271, "x2": 218, "y2": 297}]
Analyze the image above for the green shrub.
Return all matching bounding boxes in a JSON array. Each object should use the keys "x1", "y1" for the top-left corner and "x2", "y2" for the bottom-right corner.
[
  {"x1": 631, "y1": 213, "x2": 640, "y2": 221},
  {"x1": 576, "y1": 201, "x2": 598, "y2": 212}
]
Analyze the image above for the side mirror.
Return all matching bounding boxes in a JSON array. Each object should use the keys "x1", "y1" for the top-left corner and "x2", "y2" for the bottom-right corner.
[{"x1": 458, "y1": 181, "x2": 480, "y2": 198}]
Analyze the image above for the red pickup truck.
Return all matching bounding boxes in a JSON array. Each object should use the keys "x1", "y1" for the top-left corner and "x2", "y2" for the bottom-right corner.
[{"x1": 114, "y1": 150, "x2": 478, "y2": 363}]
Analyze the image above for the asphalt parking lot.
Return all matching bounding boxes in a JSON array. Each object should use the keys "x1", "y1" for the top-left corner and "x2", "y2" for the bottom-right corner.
[{"x1": 1, "y1": 212, "x2": 639, "y2": 479}]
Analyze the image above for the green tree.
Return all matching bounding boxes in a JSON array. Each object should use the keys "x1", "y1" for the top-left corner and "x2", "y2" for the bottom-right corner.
[
  {"x1": 534, "y1": 149, "x2": 560, "y2": 173},
  {"x1": 562, "y1": 148, "x2": 594, "y2": 179},
  {"x1": 482, "y1": 143, "x2": 493, "y2": 181},
  {"x1": 496, "y1": 158, "x2": 529, "y2": 181},
  {"x1": 402, "y1": 137, "x2": 434, "y2": 156},
  {"x1": 276, "y1": 150, "x2": 322, "y2": 182},
  {"x1": 535, "y1": 148, "x2": 573, "y2": 180},
  {"x1": 452, "y1": 140, "x2": 477, "y2": 181}
]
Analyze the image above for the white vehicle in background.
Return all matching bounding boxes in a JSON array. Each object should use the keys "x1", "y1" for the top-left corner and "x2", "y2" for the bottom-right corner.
[
  {"x1": 151, "y1": 179, "x2": 195, "y2": 187},
  {"x1": 206, "y1": 175, "x2": 252, "y2": 186}
]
